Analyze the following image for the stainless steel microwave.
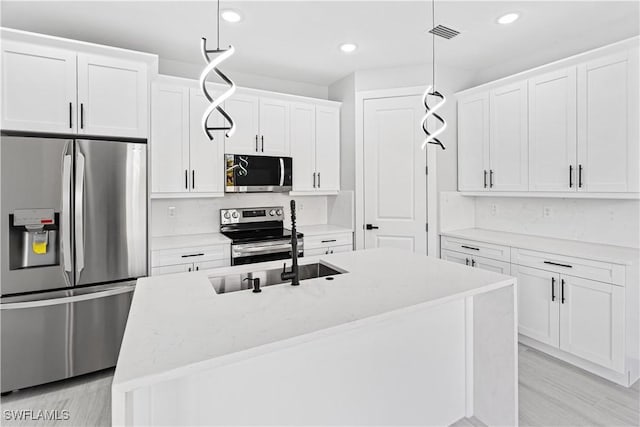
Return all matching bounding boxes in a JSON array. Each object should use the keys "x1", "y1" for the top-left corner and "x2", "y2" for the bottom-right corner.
[{"x1": 225, "y1": 154, "x2": 293, "y2": 193}]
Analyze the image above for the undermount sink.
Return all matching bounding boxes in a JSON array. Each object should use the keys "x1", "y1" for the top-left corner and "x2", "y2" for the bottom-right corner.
[{"x1": 210, "y1": 262, "x2": 344, "y2": 294}]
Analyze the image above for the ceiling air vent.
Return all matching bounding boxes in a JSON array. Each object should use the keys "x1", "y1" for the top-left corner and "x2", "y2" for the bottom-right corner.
[{"x1": 428, "y1": 25, "x2": 460, "y2": 39}]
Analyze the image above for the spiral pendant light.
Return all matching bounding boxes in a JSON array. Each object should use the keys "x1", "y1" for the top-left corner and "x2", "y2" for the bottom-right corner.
[
  {"x1": 421, "y1": 0, "x2": 447, "y2": 150},
  {"x1": 200, "y1": 0, "x2": 237, "y2": 140}
]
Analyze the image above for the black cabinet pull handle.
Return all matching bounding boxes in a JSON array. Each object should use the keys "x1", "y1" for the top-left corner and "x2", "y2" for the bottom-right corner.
[
  {"x1": 569, "y1": 165, "x2": 573, "y2": 188},
  {"x1": 321, "y1": 239, "x2": 337, "y2": 243},
  {"x1": 489, "y1": 170, "x2": 494, "y2": 188},
  {"x1": 181, "y1": 253, "x2": 205, "y2": 258},
  {"x1": 80, "y1": 103, "x2": 84, "y2": 129},
  {"x1": 69, "y1": 102, "x2": 73, "y2": 128},
  {"x1": 185, "y1": 170, "x2": 188, "y2": 189},
  {"x1": 471, "y1": 259, "x2": 476, "y2": 267},
  {"x1": 483, "y1": 170, "x2": 487, "y2": 188},
  {"x1": 465, "y1": 258, "x2": 470, "y2": 266},
  {"x1": 261, "y1": 135, "x2": 264, "y2": 152},
  {"x1": 313, "y1": 172, "x2": 316, "y2": 188},
  {"x1": 195, "y1": 266, "x2": 199, "y2": 271},
  {"x1": 461, "y1": 245, "x2": 480, "y2": 251},
  {"x1": 544, "y1": 261, "x2": 573, "y2": 268},
  {"x1": 255, "y1": 135, "x2": 259, "y2": 152},
  {"x1": 365, "y1": 224, "x2": 379, "y2": 230},
  {"x1": 551, "y1": 277, "x2": 556, "y2": 301},
  {"x1": 561, "y1": 279, "x2": 566, "y2": 304},
  {"x1": 318, "y1": 172, "x2": 321, "y2": 188},
  {"x1": 192, "y1": 170, "x2": 195, "y2": 189},
  {"x1": 578, "y1": 164, "x2": 583, "y2": 188}
]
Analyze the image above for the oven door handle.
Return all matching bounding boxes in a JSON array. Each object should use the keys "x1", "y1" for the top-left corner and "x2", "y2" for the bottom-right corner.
[
  {"x1": 236, "y1": 244, "x2": 294, "y2": 254},
  {"x1": 279, "y1": 157, "x2": 285, "y2": 187}
]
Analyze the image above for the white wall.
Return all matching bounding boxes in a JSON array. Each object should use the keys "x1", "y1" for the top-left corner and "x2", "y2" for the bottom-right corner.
[
  {"x1": 328, "y1": 73, "x2": 356, "y2": 191},
  {"x1": 159, "y1": 58, "x2": 329, "y2": 99},
  {"x1": 474, "y1": 197, "x2": 640, "y2": 249},
  {"x1": 151, "y1": 195, "x2": 328, "y2": 237}
]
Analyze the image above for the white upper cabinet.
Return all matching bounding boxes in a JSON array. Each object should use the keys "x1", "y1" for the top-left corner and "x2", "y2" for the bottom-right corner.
[
  {"x1": 489, "y1": 81, "x2": 529, "y2": 191},
  {"x1": 457, "y1": 92, "x2": 490, "y2": 191},
  {"x1": 314, "y1": 105, "x2": 340, "y2": 192},
  {"x1": 528, "y1": 67, "x2": 577, "y2": 192},
  {"x1": 290, "y1": 103, "x2": 340, "y2": 193},
  {"x1": 577, "y1": 50, "x2": 638, "y2": 192},
  {"x1": 189, "y1": 88, "x2": 225, "y2": 194},
  {"x1": 291, "y1": 102, "x2": 316, "y2": 192},
  {"x1": 151, "y1": 83, "x2": 190, "y2": 194},
  {"x1": 224, "y1": 93, "x2": 260, "y2": 155},
  {"x1": 225, "y1": 93, "x2": 290, "y2": 156},
  {"x1": 259, "y1": 98, "x2": 290, "y2": 156},
  {"x1": 77, "y1": 53, "x2": 148, "y2": 138},
  {"x1": 1, "y1": 41, "x2": 77, "y2": 133}
]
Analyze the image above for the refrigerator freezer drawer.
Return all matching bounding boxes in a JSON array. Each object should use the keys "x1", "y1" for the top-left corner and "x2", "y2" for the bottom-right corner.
[{"x1": 0, "y1": 285, "x2": 133, "y2": 392}]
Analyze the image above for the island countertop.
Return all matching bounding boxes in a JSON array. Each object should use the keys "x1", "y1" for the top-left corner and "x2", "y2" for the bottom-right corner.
[{"x1": 112, "y1": 248, "x2": 515, "y2": 392}]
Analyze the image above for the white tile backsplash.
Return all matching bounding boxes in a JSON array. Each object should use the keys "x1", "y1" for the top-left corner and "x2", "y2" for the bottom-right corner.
[
  {"x1": 474, "y1": 197, "x2": 640, "y2": 248},
  {"x1": 151, "y1": 194, "x2": 328, "y2": 237}
]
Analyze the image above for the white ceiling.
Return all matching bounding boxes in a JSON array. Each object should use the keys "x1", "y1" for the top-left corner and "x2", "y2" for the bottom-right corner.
[{"x1": 1, "y1": 1, "x2": 638, "y2": 86}]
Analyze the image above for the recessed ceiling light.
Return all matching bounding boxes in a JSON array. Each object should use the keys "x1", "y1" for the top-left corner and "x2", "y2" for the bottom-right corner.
[
  {"x1": 339, "y1": 43, "x2": 357, "y2": 53},
  {"x1": 497, "y1": 13, "x2": 519, "y2": 25},
  {"x1": 221, "y1": 9, "x2": 242, "y2": 23}
]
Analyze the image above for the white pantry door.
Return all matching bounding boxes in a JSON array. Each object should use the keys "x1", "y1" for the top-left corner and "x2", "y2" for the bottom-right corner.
[{"x1": 363, "y1": 95, "x2": 427, "y2": 253}]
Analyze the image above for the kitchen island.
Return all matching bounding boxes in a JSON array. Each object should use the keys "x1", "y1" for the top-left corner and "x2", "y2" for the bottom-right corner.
[{"x1": 112, "y1": 248, "x2": 517, "y2": 426}]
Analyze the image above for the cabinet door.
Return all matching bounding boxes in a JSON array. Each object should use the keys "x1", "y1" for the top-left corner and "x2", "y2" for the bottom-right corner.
[
  {"x1": 559, "y1": 276, "x2": 624, "y2": 372},
  {"x1": 290, "y1": 103, "x2": 316, "y2": 192},
  {"x1": 512, "y1": 265, "x2": 559, "y2": 347},
  {"x1": 259, "y1": 98, "x2": 290, "y2": 156},
  {"x1": 577, "y1": 51, "x2": 637, "y2": 192},
  {"x1": 472, "y1": 255, "x2": 511, "y2": 275},
  {"x1": 315, "y1": 105, "x2": 340, "y2": 191},
  {"x1": 151, "y1": 83, "x2": 190, "y2": 194},
  {"x1": 441, "y1": 249, "x2": 471, "y2": 266},
  {"x1": 189, "y1": 88, "x2": 225, "y2": 194},
  {"x1": 529, "y1": 68, "x2": 577, "y2": 192},
  {"x1": 224, "y1": 93, "x2": 260, "y2": 155},
  {"x1": 77, "y1": 53, "x2": 148, "y2": 138},
  {"x1": 457, "y1": 92, "x2": 489, "y2": 191},
  {"x1": 489, "y1": 82, "x2": 529, "y2": 191},
  {"x1": 1, "y1": 41, "x2": 77, "y2": 133}
]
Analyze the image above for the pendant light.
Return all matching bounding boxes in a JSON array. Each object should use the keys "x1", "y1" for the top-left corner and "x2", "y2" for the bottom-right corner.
[
  {"x1": 200, "y1": 0, "x2": 237, "y2": 140},
  {"x1": 421, "y1": 0, "x2": 447, "y2": 150}
]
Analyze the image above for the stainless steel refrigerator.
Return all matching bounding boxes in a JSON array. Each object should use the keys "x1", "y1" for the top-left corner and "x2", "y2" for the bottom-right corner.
[{"x1": 0, "y1": 135, "x2": 147, "y2": 393}]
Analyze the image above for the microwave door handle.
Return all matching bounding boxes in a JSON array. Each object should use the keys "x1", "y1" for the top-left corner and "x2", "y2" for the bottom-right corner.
[
  {"x1": 75, "y1": 150, "x2": 86, "y2": 278},
  {"x1": 279, "y1": 158, "x2": 285, "y2": 186},
  {"x1": 61, "y1": 148, "x2": 73, "y2": 284}
]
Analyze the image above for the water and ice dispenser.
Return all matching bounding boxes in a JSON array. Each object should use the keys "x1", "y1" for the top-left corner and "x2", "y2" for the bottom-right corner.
[{"x1": 9, "y1": 209, "x2": 59, "y2": 270}]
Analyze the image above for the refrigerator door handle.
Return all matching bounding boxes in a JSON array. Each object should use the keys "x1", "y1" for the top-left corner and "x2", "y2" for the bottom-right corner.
[
  {"x1": 0, "y1": 284, "x2": 135, "y2": 310},
  {"x1": 62, "y1": 150, "x2": 73, "y2": 281},
  {"x1": 75, "y1": 151, "x2": 86, "y2": 278}
]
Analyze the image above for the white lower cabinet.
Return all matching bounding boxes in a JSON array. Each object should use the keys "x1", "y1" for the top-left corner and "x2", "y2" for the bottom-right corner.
[
  {"x1": 151, "y1": 244, "x2": 230, "y2": 276},
  {"x1": 441, "y1": 233, "x2": 635, "y2": 386},
  {"x1": 441, "y1": 249, "x2": 511, "y2": 274},
  {"x1": 304, "y1": 232, "x2": 353, "y2": 256}
]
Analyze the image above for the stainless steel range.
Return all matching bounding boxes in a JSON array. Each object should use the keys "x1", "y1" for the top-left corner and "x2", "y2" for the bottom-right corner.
[{"x1": 220, "y1": 206, "x2": 303, "y2": 266}]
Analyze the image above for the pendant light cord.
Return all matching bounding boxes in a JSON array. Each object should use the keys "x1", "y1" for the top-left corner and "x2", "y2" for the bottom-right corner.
[{"x1": 432, "y1": 0, "x2": 436, "y2": 91}]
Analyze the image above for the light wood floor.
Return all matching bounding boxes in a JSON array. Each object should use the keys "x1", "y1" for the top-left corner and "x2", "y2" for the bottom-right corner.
[{"x1": 1, "y1": 344, "x2": 638, "y2": 427}]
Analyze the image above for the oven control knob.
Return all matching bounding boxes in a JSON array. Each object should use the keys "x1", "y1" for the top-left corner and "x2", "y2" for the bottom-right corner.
[
  {"x1": 223, "y1": 211, "x2": 231, "y2": 219},
  {"x1": 276, "y1": 209, "x2": 283, "y2": 216},
  {"x1": 231, "y1": 211, "x2": 239, "y2": 219},
  {"x1": 269, "y1": 209, "x2": 276, "y2": 216}
]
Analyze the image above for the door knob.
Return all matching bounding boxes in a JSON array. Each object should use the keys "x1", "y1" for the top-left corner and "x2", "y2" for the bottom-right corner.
[{"x1": 365, "y1": 224, "x2": 379, "y2": 230}]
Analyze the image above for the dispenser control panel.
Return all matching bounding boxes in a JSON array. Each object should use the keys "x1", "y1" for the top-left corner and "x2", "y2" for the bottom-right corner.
[{"x1": 13, "y1": 209, "x2": 55, "y2": 226}]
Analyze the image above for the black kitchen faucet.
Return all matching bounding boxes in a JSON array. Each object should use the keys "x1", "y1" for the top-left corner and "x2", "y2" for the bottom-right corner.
[{"x1": 280, "y1": 200, "x2": 300, "y2": 286}]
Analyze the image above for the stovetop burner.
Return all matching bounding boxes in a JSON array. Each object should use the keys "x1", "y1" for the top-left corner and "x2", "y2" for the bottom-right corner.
[{"x1": 219, "y1": 206, "x2": 304, "y2": 245}]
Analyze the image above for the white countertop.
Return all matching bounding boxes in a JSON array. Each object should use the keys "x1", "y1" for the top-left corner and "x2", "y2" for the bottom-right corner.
[
  {"x1": 151, "y1": 233, "x2": 231, "y2": 251},
  {"x1": 441, "y1": 228, "x2": 639, "y2": 265},
  {"x1": 298, "y1": 224, "x2": 353, "y2": 236},
  {"x1": 113, "y1": 248, "x2": 514, "y2": 391}
]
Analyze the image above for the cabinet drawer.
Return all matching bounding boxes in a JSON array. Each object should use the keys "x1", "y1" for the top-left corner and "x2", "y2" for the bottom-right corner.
[
  {"x1": 151, "y1": 244, "x2": 230, "y2": 267},
  {"x1": 511, "y1": 248, "x2": 624, "y2": 285},
  {"x1": 441, "y1": 236, "x2": 510, "y2": 262},
  {"x1": 304, "y1": 233, "x2": 353, "y2": 250},
  {"x1": 151, "y1": 263, "x2": 192, "y2": 276}
]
